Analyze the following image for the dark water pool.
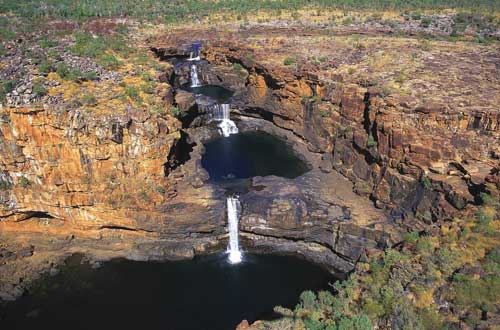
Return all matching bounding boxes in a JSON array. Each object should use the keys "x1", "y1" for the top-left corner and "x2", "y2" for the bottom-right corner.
[
  {"x1": 0, "y1": 253, "x2": 333, "y2": 330},
  {"x1": 184, "y1": 85, "x2": 233, "y2": 103},
  {"x1": 202, "y1": 131, "x2": 310, "y2": 181}
]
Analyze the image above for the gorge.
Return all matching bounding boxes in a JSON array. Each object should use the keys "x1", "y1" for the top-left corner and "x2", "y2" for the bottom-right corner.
[{"x1": 0, "y1": 4, "x2": 499, "y2": 330}]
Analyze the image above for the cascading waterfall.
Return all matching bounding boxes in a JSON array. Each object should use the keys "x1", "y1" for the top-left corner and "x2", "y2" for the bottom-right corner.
[
  {"x1": 190, "y1": 64, "x2": 201, "y2": 87},
  {"x1": 211, "y1": 104, "x2": 238, "y2": 137},
  {"x1": 185, "y1": 42, "x2": 240, "y2": 264},
  {"x1": 227, "y1": 196, "x2": 242, "y2": 264}
]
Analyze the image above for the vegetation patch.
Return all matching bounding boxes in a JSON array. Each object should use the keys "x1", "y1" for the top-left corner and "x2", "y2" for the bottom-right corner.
[{"x1": 267, "y1": 192, "x2": 500, "y2": 329}]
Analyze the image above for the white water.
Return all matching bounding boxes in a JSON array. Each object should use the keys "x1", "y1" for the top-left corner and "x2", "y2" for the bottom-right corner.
[
  {"x1": 190, "y1": 64, "x2": 201, "y2": 87},
  {"x1": 227, "y1": 196, "x2": 242, "y2": 264},
  {"x1": 210, "y1": 104, "x2": 238, "y2": 137},
  {"x1": 187, "y1": 51, "x2": 200, "y2": 61}
]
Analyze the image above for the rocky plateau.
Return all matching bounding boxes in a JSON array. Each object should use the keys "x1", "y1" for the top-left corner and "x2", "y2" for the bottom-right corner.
[{"x1": 1, "y1": 18, "x2": 499, "y2": 305}]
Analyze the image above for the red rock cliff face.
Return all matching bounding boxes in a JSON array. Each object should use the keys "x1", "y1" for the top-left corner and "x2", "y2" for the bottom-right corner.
[
  {"x1": 1, "y1": 106, "x2": 175, "y2": 221},
  {"x1": 0, "y1": 104, "x2": 226, "y2": 244},
  {"x1": 198, "y1": 41, "x2": 500, "y2": 228}
]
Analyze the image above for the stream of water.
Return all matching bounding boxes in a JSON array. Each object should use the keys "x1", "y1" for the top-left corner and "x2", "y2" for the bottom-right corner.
[
  {"x1": 227, "y1": 196, "x2": 243, "y2": 264},
  {"x1": 190, "y1": 64, "x2": 201, "y2": 87}
]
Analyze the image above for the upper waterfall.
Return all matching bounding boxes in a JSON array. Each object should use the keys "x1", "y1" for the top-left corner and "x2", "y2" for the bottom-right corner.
[{"x1": 187, "y1": 42, "x2": 201, "y2": 61}]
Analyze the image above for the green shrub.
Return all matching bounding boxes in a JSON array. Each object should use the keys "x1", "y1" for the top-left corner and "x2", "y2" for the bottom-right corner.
[
  {"x1": 81, "y1": 93, "x2": 97, "y2": 106},
  {"x1": 156, "y1": 186, "x2": 165, "y2": 194},
  {"x1": 0, "y1": 1, "x2": 495, "y2": 22},
  {"x1": 98, "y1": 54, "x2": 121, "y2": 69},
  {"x1": 342, "y1": 16, "x2": 353, "y2": 25},
  {"x1": 299, "y1": 290, "x2": 317, "y2": 310},
  {"x1": 140, "y1": 81, "x2": 156, "y2": 94},
  {"x1": 56, "y1": 63, "x2": 85, "y2": 81},
  {"x1": 125, "y1": 86, "x2": 141, "y2": 101},
  {"x1": 66, "y1": 68, "x2": 83, "y2": 82},
  {"x1": 151, "y1": 105, "x2": 166, "y2": 115},
  {"x1": 32, "y1": 82, "x2": 47, "y2": 97},
  {"x1": 139, "y1": 191, "x2": 150, "y2": 202},
  {"x1": 39, "y1": 38, "x2": 58, "y2": 48},
  {"x1": 0, "y1": 79, "x2": 17, "y2": 102},
  {"x1": 141, "y1": 72, "x2": 153, "y2": 81},
  {"x1": 452, "y1": 275, "x2": 500, "y2": 313},
  {"x1": 420, "y1": 176, "x2": 432, "y2": 189},
  {"x1": 81, "y1": 71, "x2": 98, "y2": 81},
  {"x1": 115, "y1": 24, "x2": 129, "y2": 35},
  {"x1": 38, "y1": 60, "x2": 54, "y2": 74},
  {"x1": 18, "y1": 176, "x2": 31, "y2": 188},
  {"x1": 56, "y1": 62, "x2": 70, "y2": 78},
  {"x1": 0, "y1": 27, "x2": 15, "y2": 41},
  {"x1": 410, "y1": 12, "x2": 422, "y2": 20},
  {"x1": 0, "y1": 179, "x2": 12, "y2": 190},
  {"x1": 170, "y1": 106, "x2": 181, "y2": 118},
  {"x1": 283, "y1": 57, "x2": 296, "y2": 66},
  {"x1": 106, "y1": 35, "x2": 131, "y2": 56},
  {"x1": 367, "y1": 134, "x2": 377, "y2": 147},
  {"x1": 420, "y1": 17, "x2": 433, "y2": 28},
  {"x1": 58, "y1": 64, "x2": 98, "y2": 82},
  {"x1": 71, "y1": 33, "x2": 107, "y2": 58},
  {"x1": 233, "y1": 63, "x2": 244, "y2": 71},
  {"x1": 132, "y1": 53, "x2": 150, "y2": 65},
  {"x1": 363, "y1": 297, "x2": 384, "y2": 318},
  {"x1": 480, "y1": 192, "x2": 494, "y2": 205},
  {"x1": 404, "y1": 231, "x2": 420, "y2": 245}
]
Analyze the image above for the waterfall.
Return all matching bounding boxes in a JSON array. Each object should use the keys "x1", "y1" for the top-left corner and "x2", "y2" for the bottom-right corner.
[
  {"x1": 227, "y1": 196, "x2": 242, "y2": 264},
  {"x1": 187, "y1": 50, "x2": 200, "y2": 61},
  {"x1": 187, "y1": 43, "x2": 201, "y2": 61},
  {"x1": 210, "y1": 104, "x2": 238, "y2": 137},
  {"x1": 190, "y1": 64, "x2": 201, "y2": 87}
]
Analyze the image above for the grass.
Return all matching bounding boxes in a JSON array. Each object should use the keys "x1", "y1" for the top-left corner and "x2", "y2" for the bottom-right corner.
[
  {"x1": 124, "y1": 86, "x2": 141, "y2": 102},
  {"x1": 98, "y1": 54, "x2": 121, "y2": 70},
  {"x1": 55, "y1": 63, "x2": 98, "y2": 82},
  {"x1": 1, "y1": 1, "x2": 497, "y2": 25},
  {"x1": 0, "y1": 79, "x2": 18, "y2": 103},
  {"x1": 39, "y1": 37, "x2": 58, "y2": 48}
]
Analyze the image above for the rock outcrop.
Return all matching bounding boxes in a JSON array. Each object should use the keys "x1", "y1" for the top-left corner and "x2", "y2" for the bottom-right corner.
[{"x1": 152, "y1": 34, "x2": 499, "y2": 228}]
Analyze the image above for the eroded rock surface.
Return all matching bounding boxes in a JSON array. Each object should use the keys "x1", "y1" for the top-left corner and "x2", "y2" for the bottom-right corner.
[{"x1": 152, "y1": 26, "x2": 499, "y2": 227}]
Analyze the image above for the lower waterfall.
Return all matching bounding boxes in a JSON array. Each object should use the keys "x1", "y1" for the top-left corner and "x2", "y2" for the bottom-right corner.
[
  {"x1": 190, "y1": 64, "x2": 201, "y2": 87},
  {"x1": 227, "y1": 196, "x2": 242, "y2": 264}
]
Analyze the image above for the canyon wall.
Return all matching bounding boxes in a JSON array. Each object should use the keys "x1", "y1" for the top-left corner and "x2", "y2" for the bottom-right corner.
[{"x1": 196, "y1": 40, "x2": 499, "y2": 230}]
